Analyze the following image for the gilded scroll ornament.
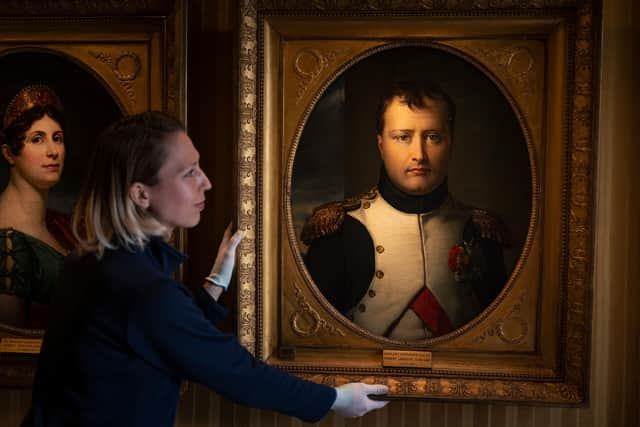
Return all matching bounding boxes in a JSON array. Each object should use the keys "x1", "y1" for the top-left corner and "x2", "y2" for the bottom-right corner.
[
  {"x1": 239, "y1": 311, "x2": 256, "y2": 340},
  {"x1": 393, "y1": 378, "x2": 421, "y2": 395},
  {"x1": 497, "y1": 317, "x2": 528, "y2": 344},
  {"x1": 0, "y1": 1, "x2": 172, "y2": 15},
  {"x1": 294, "y1": 48, "x2": 345, "y2": 104},
  {"x1": 473, "y1": 293, "x2": 528, "y2": 345},
  {"x1": 563, "y1": 1, "x2": 593, "y2": 388},
  {"x1": 257, "y1": 0, "x2": 576, "y2": 9},
  {"x1": 238, "y1": 289, "x2": 255, "y2": 309},
  {"x1": 237, "y1": 0, "x2": 258, "y2": 355},
  {"x1": 474, "y1": 46, "x2": 536, "y2": 118},
  {"x1": 290, "y1": 283, "x2": 345, "y2": 337},
  {"x1": 300, "y1": 373, "x2": 582, "y2": 402},
  {"x1": 89, "y1": 51, "x2": 141, "y2": 104},
  {"x1": 447, "y1": 380, "x2": 473, "y2": 397}
]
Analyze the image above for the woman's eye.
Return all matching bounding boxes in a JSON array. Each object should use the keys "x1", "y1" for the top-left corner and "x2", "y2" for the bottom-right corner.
[
  {"x1": 184, "y1": 169, "x2": 196, "y2": 177},
  {"x1": 32, "y1": 136, "x2": 43, "y2": 143},
  {"x1": 53, "y1": 134, "x2": 64, "y2": 144}
]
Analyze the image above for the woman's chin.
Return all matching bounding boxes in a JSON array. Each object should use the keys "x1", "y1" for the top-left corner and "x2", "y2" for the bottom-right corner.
[{"x1": 33, "y1": 178, "x2": 61, "y2": 191}]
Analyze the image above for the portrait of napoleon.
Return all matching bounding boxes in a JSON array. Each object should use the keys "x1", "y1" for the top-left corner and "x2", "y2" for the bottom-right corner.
[{"x1": 290, "y1": 47, "x2": 531, "y2": 341}]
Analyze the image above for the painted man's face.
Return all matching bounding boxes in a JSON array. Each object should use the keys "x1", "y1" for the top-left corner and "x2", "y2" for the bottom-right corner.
[{"x1": 377, "y1": 96, "x2": 452, "y2": 196}]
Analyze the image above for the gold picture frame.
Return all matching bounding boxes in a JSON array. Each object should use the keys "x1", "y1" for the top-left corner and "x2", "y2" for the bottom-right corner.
[
  {"x1": 237, "y1": 0, "x2": 596, "y2": 404},
  {"x1": 0, "y1": 0, "x2": 187, "y2": 387}
]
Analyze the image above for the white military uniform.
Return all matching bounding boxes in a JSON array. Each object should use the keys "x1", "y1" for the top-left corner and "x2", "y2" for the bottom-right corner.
[{"x1": 347, "y1": 190, "x2": 481, "y2": 340}]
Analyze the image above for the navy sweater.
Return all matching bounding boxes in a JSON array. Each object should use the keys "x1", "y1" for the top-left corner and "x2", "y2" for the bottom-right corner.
[{"x1": 27, "y1": 237, "x2": 335, "y2": 426}]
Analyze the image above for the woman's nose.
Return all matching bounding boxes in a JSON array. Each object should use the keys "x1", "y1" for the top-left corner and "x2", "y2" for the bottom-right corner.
[
  {"x1": 202, "y1": 172, "x2": 212, "y2": 191},
  {"x1": 46, "y1": 141, "x2": 59, "y2": 159}
]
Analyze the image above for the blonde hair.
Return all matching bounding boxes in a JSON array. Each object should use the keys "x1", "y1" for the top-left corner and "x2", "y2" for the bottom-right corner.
[{"x1": 73, "y1": 111, "x2": 185, "y2": 258}]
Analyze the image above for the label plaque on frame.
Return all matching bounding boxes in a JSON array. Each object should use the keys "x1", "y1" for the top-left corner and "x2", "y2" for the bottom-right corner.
[
  {"x1": 0, "y1": 338, "x2": 43, "y2": 354},
  {"x1": 382, "y1": 350, "x2": 432, "y2": 369}
]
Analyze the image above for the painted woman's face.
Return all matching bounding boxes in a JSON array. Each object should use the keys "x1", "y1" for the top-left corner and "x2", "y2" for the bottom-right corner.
[{"x1": 4, "y1": 114, "x2": 65, "y2": 191}]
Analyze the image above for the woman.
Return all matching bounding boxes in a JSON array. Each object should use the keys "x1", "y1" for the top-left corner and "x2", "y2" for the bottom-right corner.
[
  {"x1": 0, "y1": 85, "x2": 75, "y2": 329},
  {"x1": 25, "y1": 111, "x2": 388, "y2": 426}
]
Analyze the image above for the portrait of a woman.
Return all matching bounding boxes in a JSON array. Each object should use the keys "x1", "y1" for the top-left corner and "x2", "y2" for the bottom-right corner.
[{"x1": 0, "y1": 85, "x2": 76, "y2": 329}]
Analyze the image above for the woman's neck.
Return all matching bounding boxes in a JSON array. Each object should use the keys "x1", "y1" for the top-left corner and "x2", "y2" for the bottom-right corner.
[{"x1": 0, "y1": 178, "x2": 48, "y2": 231}]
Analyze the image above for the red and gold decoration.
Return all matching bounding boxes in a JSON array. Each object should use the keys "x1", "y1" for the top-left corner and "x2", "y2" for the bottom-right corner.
[{"x1": 3, "y1": 84, "x2": 62, "y2": 129}]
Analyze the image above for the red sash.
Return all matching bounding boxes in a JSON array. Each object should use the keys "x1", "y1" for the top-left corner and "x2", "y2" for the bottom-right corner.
[{"x1": 409, "y1": 287, "x2": 453, "y2": 337}]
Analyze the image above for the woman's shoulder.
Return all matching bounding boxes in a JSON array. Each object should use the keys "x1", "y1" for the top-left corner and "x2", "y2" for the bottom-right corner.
[
  {"x1": 0, "y1": 227, "x2": 65, "y2": 303},
  {"x1": 0, "y1": 209, "x2": 74, "y2": 254},
  {"x1": 0, "y1": 227, "x2": 63, "y2": 258},
  {"x1": 92, "y1": 244, "x2": 183, "y2": 293}
]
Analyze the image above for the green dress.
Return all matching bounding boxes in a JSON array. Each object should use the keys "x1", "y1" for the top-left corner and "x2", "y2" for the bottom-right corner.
[
  {"x1": 0, "y1": 211, "x2": 75, "y2": 305},
  {"x1": 0, "y1": 228, "x2": 65, "y2": 303}
]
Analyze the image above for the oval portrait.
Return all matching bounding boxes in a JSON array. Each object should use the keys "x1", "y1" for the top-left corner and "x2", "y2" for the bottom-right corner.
[
  {"x1": 0, "y1": 50, "x2": 122, "y2": 332},
  {"x1": 289, "y1": 45, "x2": 533, "y2": 342}
]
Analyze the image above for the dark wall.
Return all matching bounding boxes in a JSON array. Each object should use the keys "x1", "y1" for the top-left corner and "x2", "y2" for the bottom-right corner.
[{"x1": 185, "y1": 0, "x2": 237, "y2": 333}]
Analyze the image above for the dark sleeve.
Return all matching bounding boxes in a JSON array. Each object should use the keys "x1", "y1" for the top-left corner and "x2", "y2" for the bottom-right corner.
[
  {"x1": 303, "y1": 216, "x2": 374, "y2": 314},
  {"x1": 126, "y1": 281, "x2": 336, "y2": 423},
  {"x1": 192, "y1": 286, "x2": 229, "y2": 323},
  {"x1": 464, "y1": 221, "x2": 508, "y2": 307}
]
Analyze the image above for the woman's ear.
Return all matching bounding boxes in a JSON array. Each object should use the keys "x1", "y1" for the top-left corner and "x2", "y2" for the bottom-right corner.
[
  {"x1": 129, "y1": 182, "x2": 151, "y2": 209},
  {"x1": 1, "y1": 144, "x2": 15, "y2": 165}
]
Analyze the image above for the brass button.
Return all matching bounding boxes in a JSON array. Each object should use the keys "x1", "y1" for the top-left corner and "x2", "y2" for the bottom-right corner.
[
  {"x1": 376, "y1": 245, "x2": 384, "y2": 254},
  {"x1": 358, "y1": 304, "x2": 366, "y2": 312},
  {"x1": 363, "y1": 201, "x2": 371, "y2": 209},
  {"x1": 368, "y1": 290, "x2": 376, "y2": 298},
  {"x1": 375, "y1": 270, "x2": 384, "y2": 279}
]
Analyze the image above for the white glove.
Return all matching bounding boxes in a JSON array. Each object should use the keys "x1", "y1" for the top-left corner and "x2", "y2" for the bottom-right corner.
[
  {"x1": 204, "y1": 224, "x2": 244, "y2": 290},
  {"x1": 331, "y1": 383, "x2": 389, "y2": 418}
]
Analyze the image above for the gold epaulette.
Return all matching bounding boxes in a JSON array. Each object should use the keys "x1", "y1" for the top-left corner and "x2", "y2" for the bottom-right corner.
[
  {"x1": 300, "y1": 187, "x2": 377, "y2": 245},
  {"x1": 471, "y1": 209, "x2": 511, "y2": 247}
]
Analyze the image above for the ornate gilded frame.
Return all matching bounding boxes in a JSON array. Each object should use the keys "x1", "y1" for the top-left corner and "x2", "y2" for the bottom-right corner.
[
  {"x1": 237, "y1": 0, "x2": 596, "y2": 404},
  {"x1": 0, "y1": 0, "x2": 188, "y2": 387}
]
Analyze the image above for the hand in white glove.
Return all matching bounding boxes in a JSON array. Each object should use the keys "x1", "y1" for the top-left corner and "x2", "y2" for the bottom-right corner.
[
  {"x1": 205, "y1": 223, "x2": 244, "y2": 290},
  {"x1": 331, "y1": 383, "x2": 389, "y2": 418}
]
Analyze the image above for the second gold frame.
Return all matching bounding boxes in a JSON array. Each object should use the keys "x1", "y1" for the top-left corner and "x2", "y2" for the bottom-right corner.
[{"x1": 237, "y1": 0, "x2": 595, "y2": 404}]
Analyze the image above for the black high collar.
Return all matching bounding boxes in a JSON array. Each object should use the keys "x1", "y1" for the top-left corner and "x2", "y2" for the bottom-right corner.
[
  {"x1": 377, "y1": 167, "x2": 448, "y2": 214},
  {"x1": 145, "y1": 236, "x2": 188, "y2": 275}
]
